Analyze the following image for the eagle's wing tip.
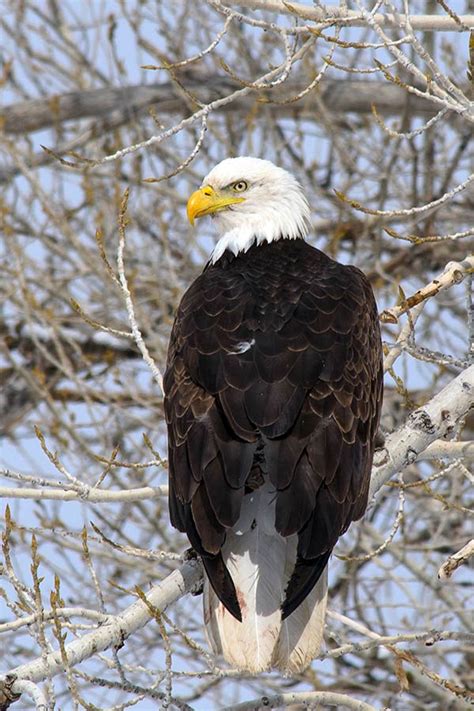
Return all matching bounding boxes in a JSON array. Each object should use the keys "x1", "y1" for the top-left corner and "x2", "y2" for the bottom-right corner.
[
  {"x1": 281, "y1": 549, "x2": 332, "y2": 620},
  {"x1": 201, "y1": 553, "x2": 243, "y2": 622}
]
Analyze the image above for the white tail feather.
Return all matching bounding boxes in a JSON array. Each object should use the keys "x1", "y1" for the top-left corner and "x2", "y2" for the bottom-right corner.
[
  {"x1": 272, "y1": 567, "x2": 327, "y2": 674},
  {"x1": 204, "y1": 481, "x2": 328, "y2": 674}
]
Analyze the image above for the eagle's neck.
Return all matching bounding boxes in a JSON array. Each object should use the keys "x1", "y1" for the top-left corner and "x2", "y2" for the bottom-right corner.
[{"x1": 210, "y1": 228, "x2": 306, "y2": 264}]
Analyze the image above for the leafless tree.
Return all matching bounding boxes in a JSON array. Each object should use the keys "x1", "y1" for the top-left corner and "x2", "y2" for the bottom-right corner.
[{"x1": 1, "y1": 1, "x2": 473, "y2": 709}]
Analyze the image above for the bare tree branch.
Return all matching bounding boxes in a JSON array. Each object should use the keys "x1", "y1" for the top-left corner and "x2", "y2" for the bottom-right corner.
[
  {"x1": 370, "y1": 364, "x2": 474, "y2": 500},
  {"x1": 4, "y1": 561, "x2": 201, "y2": 686},
  {"x1": 219, "y1": 691, "x2": 378, "y2": 710},
  {"x1": 438, "y1": 539, "x2": 474, "y2": 580},
  {"x1": 227, "y1": 0, "x2": 474, "y2": 31}
]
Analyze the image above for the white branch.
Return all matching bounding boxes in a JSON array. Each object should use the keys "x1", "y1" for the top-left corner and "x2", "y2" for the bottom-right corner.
[
  {"x1": 370, "y1": 364, "x2": 474, "y2": 500},
  {"x1": 420, "y1": 440, "x2": 474, "y2": 460},
  {"x1": 0, "y1": 607, "x2": 108, "y2": 634},
  {"x1": 8, "y1": 680, "x2": 47, "y2": 711},
  {"x1": 438, "y1": 539, "x2": 474, "y2": 580},
  {"x1": 227, "y1": 0, "x2": 474, "y2": 31},
  {"x1": 0, "y1": 484, "x2": 168, "y2": 503},
  {"x1": 380, "y1": 255, "x2": 474, "y2": 324},
  {"x1": 219, "y1": 691, "x2": 377, "y2": 710},
  {"x1": 326, "y1": 610, "x2": 473, "y2": 657}
]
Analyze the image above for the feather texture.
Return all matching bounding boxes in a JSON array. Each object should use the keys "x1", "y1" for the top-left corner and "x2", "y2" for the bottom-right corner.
[
  {"x1": 204, "y1": 481, "x2": 284, "y2": 672},
  {"x1": 273, "y1": 554, "x2": 328, "y2": 674},
  {"x1": 204, "y1": 482, "x2": 329, "y2": 673},
  {"x1": 164, "y1": 163, "x2": 383, "y2": 674}
]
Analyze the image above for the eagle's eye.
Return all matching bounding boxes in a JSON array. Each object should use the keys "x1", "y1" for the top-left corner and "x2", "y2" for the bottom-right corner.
[{"x1": 232, "y1": 180, "x2": 248, "y2": 193}]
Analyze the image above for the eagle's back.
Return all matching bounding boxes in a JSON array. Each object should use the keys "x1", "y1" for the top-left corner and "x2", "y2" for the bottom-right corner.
[{"x1": 164, "y1": 238, "x2": 382, "y2": 671}]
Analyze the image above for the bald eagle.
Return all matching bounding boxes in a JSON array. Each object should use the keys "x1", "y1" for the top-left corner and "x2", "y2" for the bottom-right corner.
[{"x1": 164, "y1": 157, "x2": 383, "y2": 674}]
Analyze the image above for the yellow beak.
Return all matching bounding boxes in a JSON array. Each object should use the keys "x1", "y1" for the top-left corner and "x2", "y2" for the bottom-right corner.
[{"x1": 186, "y1": 185, "x2": 245, "y2": 225}]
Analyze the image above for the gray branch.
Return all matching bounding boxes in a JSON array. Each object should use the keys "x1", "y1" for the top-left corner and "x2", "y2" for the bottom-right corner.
[{"x1": 1, "y1": 78, "x2": 447, "y2": 137}]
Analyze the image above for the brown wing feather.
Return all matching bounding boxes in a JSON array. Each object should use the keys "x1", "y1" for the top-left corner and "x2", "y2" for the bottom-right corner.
[{"x1": 164, "y1": 239, "x2": 383, "y2": 620}]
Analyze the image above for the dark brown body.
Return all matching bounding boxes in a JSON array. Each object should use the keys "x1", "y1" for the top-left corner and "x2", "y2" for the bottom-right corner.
[{"x1": 164, "y1": 238, "x2": 383, "y2": 620}]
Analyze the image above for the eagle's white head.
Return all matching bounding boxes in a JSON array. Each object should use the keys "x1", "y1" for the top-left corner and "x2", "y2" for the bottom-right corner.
[{"x1": 186, "y1": 157, "x2": 311, "y2": 263}]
